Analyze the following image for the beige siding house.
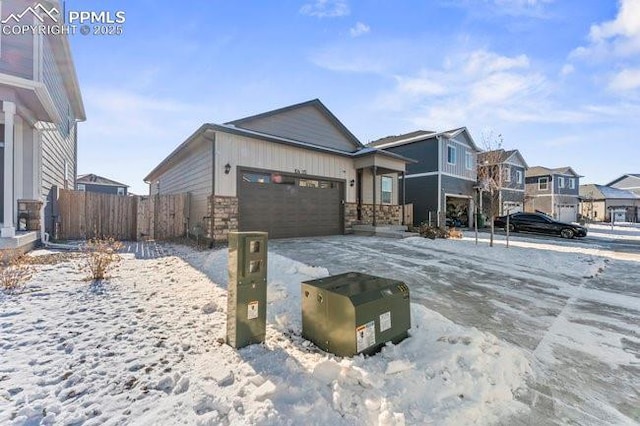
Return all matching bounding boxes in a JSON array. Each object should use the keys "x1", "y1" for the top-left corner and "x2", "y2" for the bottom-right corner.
[
  {"x1": 145, "y1": 99, "x2": 413, "y2": 241},
  {"x1": 1, "y1": 0, "x2": 85, "y2": 251}
]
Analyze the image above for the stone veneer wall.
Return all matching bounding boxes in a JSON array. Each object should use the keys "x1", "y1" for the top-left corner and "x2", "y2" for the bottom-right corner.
[
  {"x1": 344, "y1": 202, "x2": 402, "y2": 230},
  {"x1": 208, "y1": 195, "x2": 238, "y2": 242}
]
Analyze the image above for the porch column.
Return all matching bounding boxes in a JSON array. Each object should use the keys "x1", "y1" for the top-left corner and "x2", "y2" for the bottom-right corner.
[
  {"x1": 401, "y1": 171, "x2": 406, "y2": 226},
  {"x1": 372, "y1": 165, "x2": 377, "y2": 226},
  {"x1": 1, "y1": 101, "x2": 16, "y2": 237}
]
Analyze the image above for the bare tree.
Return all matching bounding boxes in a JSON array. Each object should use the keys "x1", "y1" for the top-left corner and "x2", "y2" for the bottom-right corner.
[{"x1": 476, "y1": 132, "x2": 505, "y2": 247}]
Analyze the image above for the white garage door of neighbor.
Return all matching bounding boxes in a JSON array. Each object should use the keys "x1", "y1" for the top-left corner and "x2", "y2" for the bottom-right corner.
[{"x1": 558, "y1": 205, "x2": 577, "y2": 223}]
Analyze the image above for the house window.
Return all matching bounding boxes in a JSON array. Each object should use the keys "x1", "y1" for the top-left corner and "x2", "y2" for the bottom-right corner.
[
  {"x1": 381, "y1": 176, "x2": 392, "y2": 204},
  {"x1": 77, "y1": 183, "x2": 85, "y2": 191},
  {"x1": 503, "y1": 166, "x2": 511, "y2": 182},
  {"x1": 516, "y1": 170, "x2": 523, "y2": 184},
  {"x1": 539, "y1": 177, "x2": 549, "y2": 190},
  {"x1": 465, "y1": 152, "x2": 473, "y2": 170},
  {"x1": 447, "y1": 145, "x2": 456, "y2": 165},
  {"x1": 117, "y1": 187, "x2": 125, "y2": 195},
  {"x1": 558, "y1": 176, "x2": 565, "y2": 188},
  {"x1": 569, "y1": 178, "x2": 575, "y2": 189}
]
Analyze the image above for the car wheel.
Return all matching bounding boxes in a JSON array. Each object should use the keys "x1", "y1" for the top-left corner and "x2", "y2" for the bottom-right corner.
[
  {"x1": 505, "y1": 223, "x2": 516, "y2": 233},
  {"x1": 561, "y1": 228, "x2": 574, "y2": 239}
]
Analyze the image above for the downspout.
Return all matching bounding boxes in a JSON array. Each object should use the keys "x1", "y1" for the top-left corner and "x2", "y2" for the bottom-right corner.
[{"x1": 551, "y1": 174, "x2": 555, "y2": 218}]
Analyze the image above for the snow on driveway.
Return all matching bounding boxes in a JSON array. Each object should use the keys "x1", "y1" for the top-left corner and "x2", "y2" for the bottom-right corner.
[
  {"x1": 1, "y1": 246, "x2": 531, "y2": 425},
  {"x1": 271, "y1": 233, "x2": 640, "y2": 425}
]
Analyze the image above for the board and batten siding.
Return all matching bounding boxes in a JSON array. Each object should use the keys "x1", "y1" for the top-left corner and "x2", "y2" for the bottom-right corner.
[
  {"x1": 440, "y1": 136, "x2": 476, "y2": 181},
  {"x1": 152, "y1": 138, "x2": 213, "y2": 228},
  {"x1": 214, "y1": 132, "x2": 356, "y2": 202},
  {"x1": 360, "y1": 170, "x2": 399, "y2": 205},
  {"x1": 231, "y1": 104, "x2": 357, "y2": 152}
]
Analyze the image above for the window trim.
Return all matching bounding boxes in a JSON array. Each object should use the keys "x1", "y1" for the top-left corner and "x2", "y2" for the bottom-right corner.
[
  {"x1": 465, "y1": 152, "x2": 473, "y2": 170},
  {"x1": 539, "y1": 177, "x2": 549, "y2": 191},
  {"x1": 381, "y1": 176, "x2": 393, "y2": 204},
  {"x1": 117, "y1": 187, "x2": 125, "y2": 195},
  {"x1": 558, "y1": 176, "x2": 565, "y2": 188},
  {"x1": 503, "y1": 166, "x2": 511, "y2": 182},
  {"x1": 516, "y1": 170, "x2": 523, "y2": 184},
  {"x1": 77, "y1": 183, "x2": 85, "y2": 191},
  {"x1": 569, "y1": 178, "x2": 575, "y2": 189},
  {"x1": 447, "y1": 144, "x2": 457, "y2": 165}
]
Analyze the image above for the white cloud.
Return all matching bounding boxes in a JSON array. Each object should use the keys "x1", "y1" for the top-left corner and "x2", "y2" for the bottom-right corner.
[
  {"x1": 608, "y1": 68, "x2": 640, "y2": 92},
  {"x1": 300, "y1": 0, "x2": 349, "y2": 18},
  {"x1": 572, "y1": 0, "x2": 640, "y2": 60},
  {"x1": 464, "y1": 50, "x2": 529, "y2": 75},
  {"x1": 445, "y1": 0, "x2": 555, "y2": 17},
  {"x1": 560, "y1": 64, "x2": 574, "y2": 76},
  {"x1": 349, "y1": 22, "x2": 370, "y2": 37}
]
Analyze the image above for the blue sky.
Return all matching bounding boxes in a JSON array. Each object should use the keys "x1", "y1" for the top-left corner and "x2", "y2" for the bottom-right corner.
[{"x1": 66, "y1": 0, "x2": 639, "y2": 195}]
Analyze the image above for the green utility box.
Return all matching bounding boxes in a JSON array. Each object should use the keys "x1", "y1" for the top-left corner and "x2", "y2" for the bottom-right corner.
[
  {"x1": 226, "y1": 232, "x2": 268, "y2": 349},
  {"x1": 301, "y1": 272, "x2": 411, "y2": 357}
]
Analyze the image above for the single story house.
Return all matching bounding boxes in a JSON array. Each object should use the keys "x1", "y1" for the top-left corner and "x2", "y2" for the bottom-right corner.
[
  {"x1": 606, "y1": 174, "x2": 640, "y2": 197},
  {"x1": 144, "y1": 99, "x2": 413, "y2": 241},
  {"x1": 77, "y1": 174, "x2": 129, "y2": 196},
  {"x1": 579, "y1": 184, "x2": 639, "y2": 223}
]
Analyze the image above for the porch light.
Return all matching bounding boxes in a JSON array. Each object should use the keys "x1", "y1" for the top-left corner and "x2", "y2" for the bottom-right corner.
[{"x1": 224, "y1": 163, "x2": 231, "y2": 174}]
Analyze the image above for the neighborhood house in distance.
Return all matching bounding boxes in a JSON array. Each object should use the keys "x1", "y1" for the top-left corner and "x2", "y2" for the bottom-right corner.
[
  {"x1": 0, "y1": 0, "x2": 85, "y2": 252},
  {"x1": 76, "y1": 173, "x2": 129, "y2": 196},
  {"x1": 525, "y1": 166, "x2": 581, "y2": 223}
]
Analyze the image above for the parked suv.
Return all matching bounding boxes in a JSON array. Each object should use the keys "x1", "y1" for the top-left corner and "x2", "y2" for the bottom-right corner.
[{"x1": 494, "y1": 212, "x2": 587, "y2": 239}]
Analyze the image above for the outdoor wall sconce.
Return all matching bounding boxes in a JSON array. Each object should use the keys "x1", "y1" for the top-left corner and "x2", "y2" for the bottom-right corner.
[
  {"x1": 349, "y1": 179, "x2": 355, "y2": 187},
  {"x1": 224, "y1": 163, "x2": 231, "y2": 174}
]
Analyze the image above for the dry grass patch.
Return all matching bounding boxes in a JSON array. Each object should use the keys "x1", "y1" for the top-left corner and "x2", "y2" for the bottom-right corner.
[
  {"x1": 83, "y1": 238, "x2": 124, "y2": 281},
  {"x1": 0, "y1": 250, "x2": 34, "y2": 293}
]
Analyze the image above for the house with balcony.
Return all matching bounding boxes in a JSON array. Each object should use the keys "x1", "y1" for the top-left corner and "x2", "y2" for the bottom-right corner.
[
  {"x1": 368, "y1": 128, "x2": 480, "y2": 227},
  {"x1": 0, "y1": 0, "x2": 86, "y2": 251},
  {"x1": 525, "y1": 166, "x2": 581, "y2": 223},
  {"x1": 477, "y1": 149, "x2": 528, "y2": 216}
]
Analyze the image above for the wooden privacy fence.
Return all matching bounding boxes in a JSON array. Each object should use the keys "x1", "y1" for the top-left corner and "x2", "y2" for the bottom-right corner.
[{"x1": 57, "y1": 190, "x2": 189, "y2": 241}]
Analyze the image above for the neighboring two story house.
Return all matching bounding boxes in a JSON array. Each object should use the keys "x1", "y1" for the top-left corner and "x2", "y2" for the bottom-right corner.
[
  {"x1": 579, "y1": 184, "x2": 639, "y2": 223},
  {"x1": 368, "y1": 127, "x2": 480, "y2": 227},
  {"x1": 477, "y1": 149, "x2": 528, "y2": 216},
  {"x1": 1, "y1": 0, "x2": 86, "y2": 250},
  {"x1": 606, "y1": 174, "x2": 640, "y2": 197},
  {"x1": 77, "y1": 174, "x2": 129, "y2": 196},
  {"x1": 525, "y1": 166, "x2": 581, "y2": 222}
]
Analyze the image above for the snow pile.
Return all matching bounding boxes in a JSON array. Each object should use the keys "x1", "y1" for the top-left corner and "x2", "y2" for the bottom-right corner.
[{"x1": 0, "y1": 245, "x2": 532, "y2": 425}]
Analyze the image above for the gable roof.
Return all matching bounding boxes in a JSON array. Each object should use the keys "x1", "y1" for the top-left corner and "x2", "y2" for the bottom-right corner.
[
  {"x1": 478, "y1": 149, "x2": 529, "y2": 168},
  {"x1": 368, "y1": 127, "x2": 479, "y2": 151},
  {"x1": 226, "y1": 99, "x2": 363, "y2": 151},
  {"x1": 526, "y1": 166, "x2": 581, "y2": 178},
  {"x1": 606, "y1": 173, "x2": 640, "y2": 187},
  {"x1": 580, "y1": 184, "x2": 640, "y2": 200},
  {"x1": 77, "y1": 173, "x2": 128, "y2": 187}
]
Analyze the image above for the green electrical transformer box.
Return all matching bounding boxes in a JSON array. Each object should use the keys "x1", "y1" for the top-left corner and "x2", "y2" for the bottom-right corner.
[
  {"x1": 226, "y1": 232, "x2": 268, "y2": 349},
  {"x1": 301, "y1": 272, "x2": 411, "y2": 357}
]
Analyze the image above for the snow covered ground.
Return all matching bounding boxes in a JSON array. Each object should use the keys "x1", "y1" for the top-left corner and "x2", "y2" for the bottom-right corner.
[{"x1": 1, "y1": 244, "x2": 532, "y2": 425}]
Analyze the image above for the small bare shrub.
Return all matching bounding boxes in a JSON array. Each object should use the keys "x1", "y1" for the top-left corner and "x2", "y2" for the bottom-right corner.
[
  {"x1": 83, "y1": 238, "x2": 123, "y2": 281},
  {"x1": 418, "y1": 223, "x2": 449, "y2": 240},
  {"x1": 0, "y1": 250, "x2": 33, "y2": 293},
  {"x1": 447, "y1": 228, "x2": 463, "y2": 239}
]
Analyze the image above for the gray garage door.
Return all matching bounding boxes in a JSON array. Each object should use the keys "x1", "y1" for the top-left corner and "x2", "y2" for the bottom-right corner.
[{"x1": 238, "y1": 170, "x2": 343, "y2": 239}]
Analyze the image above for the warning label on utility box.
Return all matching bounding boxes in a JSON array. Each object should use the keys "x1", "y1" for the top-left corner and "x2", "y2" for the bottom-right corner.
[
  {"x1": 248, "y1": 301, "x2": 259, "y2": 320},
  {"x1": 356, "y1": 321, "x2": 376, "y2": 353},
  {"x1": 379, "y1": 311, "x2": 392, "y2": 332}
]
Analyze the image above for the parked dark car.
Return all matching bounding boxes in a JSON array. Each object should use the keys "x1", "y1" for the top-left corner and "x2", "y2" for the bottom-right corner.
[{"x1": 494, "y1": 212, "x2": 587, "y2": 239}]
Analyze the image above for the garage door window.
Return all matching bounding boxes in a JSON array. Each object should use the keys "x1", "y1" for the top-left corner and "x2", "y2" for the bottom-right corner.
[
  {"x1": 243, "y1": 172, "x2": 271, "y2": 184},
  {"x1": 300, "y1": 179, "x2": 336, "y2": 189}
]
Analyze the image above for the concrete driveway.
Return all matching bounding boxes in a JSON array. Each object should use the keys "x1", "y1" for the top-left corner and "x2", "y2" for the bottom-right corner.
[{"x1": 270, "y1": 233, "x2": 640, "y2": 425}]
